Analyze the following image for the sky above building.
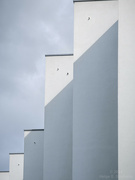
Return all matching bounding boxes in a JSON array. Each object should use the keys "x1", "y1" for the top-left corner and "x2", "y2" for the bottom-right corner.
[{"x1": 0, "y1": 0, "x2": 73, "y2": 170}]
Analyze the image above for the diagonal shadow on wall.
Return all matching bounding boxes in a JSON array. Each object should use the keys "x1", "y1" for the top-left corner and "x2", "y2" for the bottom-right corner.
[
  {"x1": 24, "y1": 130, "x2": 44, "y2": 180},
  {"x1": 44, "y1": 81, "x2": 73, "y2": 180},
  {"x1": 43, "y1": 21, "x2": 118, "y2": 180},
  {"x1": 73, "y1": 21, "x2": 118, "y2": 180}
]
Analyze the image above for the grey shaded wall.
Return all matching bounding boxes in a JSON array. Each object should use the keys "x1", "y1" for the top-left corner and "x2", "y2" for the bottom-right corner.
[
  {"x1": 73, "y1": 22, "x2": 118, "y2": 180},
  {"x1": 24, "y1": 130, "x2": 44, "y2": 180},
  {"x1": 44, "y1": 56, "x2": 73, "y2": 180}
]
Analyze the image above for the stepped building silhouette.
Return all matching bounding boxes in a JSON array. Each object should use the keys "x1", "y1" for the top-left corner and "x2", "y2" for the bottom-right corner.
[{"x1": 1, "y1": 0, "x2": 135, "y2": 180}]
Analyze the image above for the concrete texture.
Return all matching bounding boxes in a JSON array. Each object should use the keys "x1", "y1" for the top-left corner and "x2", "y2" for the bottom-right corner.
[
  {"x1": 44, "y1": 55, "x2": 73, "y2": 180},
  {"x1": 9, "y1": 154, "x2": 24, "y2": 180},
  {"x1": 24, "y1": 130, "x2": 44, "y2": 180},
  {"x1": 74, "y1": 0, "x2": 118, "y2": 61},
  {"x1": 118, "y1": 0, "x2": 135, "y2": 179},
  {"x1": 0, "y1": 172, "x2": 9, "y2": 180},
  {"x1": 73, "y1": 21, "x2": 118, "y2": 180}
]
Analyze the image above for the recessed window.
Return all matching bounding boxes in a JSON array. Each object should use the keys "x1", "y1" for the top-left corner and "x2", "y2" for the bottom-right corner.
[
  {"x1": 34, "y1": 142, "x2": 36, "y2": 144},
  {"x1": 88, "y1": 17, "x2": 91, "y2": 20},
  {"x1": 67, "y1": 73, "x2": 69, "y2": 76},
  {"x1": 57, "y1": 68, "x2": 59, "y2": 71}
]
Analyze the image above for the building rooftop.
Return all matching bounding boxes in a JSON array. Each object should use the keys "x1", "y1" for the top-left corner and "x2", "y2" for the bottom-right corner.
[
  {"x1": 9, "y1": 153, "x2": 24, "y2": 155},
  {"x1": 45, "y1": 54, "x2": 73, "y2": 57},
  {"x1": 24, "y1": 129, "x2": 44, "y2": 131}
]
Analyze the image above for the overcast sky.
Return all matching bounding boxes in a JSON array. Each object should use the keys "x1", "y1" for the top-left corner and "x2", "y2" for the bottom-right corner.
[{"x1": 0, "y1": 0, "x2": 73, "y2": 171}]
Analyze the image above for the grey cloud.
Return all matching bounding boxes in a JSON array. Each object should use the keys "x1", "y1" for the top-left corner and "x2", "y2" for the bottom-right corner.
[{"x1": 0, "y1": 0, "x2": 73, "y2": 170}]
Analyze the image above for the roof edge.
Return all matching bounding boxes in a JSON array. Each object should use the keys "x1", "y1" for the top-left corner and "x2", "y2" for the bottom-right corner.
[
  {"x1": 45, "y1": 54, "x2": 73, "y2": 57},
  {"x1": 24, "y1": 129, "x2": 44, "y2": 131},
  {"x1": 9, "y1": 153, "x2": 24, "y2": 155},
  {"x1": 0, "y1": 171, "x2": 9, "y2": 173},
  {"x1": 73, "y1": 0, "x2": 117, "y2": 2}
]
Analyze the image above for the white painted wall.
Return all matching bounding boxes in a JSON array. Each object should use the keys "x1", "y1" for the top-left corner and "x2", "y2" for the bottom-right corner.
[
  {"x1": 73, "y1": 1, "x2": 118, "y2": 180},
  {"x1": 45, "y1": 55, "x2": 73, "y2": 106},
  {"x1": 23, "y1": 130, "x2": 44, "y2": 180},
  {"x1": 0, "y1": 172, "x2": 9, "y2": 180},
  {"x1": 9, "y1": 154, "x2": 24, "y2": 180},
  {"x1": 44, "y1": 55, "x2": 73, "y2": 180},
  {"x1": 118, "y1": 0, "x2": 135, "y2": 179},
  {"x1": 74, "y1": 0, "x2": 118, "y2": 61}
]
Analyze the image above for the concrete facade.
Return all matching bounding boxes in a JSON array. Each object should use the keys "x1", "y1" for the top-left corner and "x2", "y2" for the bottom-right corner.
[
  {"x1": 0, "y1": 172, "x2": 9, "y2": 180},
  {"x1": 9, "y1": 154, "x2": 24, "y2": 180},
  {"x1": 44, "y1": 55, "x2": 73, "y2": 180},
  {"x1": 73, "y1": 1, "x2": 118, "y2": 180},
  {"x1": 1, "y1": 1, "x2": 135, "y2": 180},
  {"x1": 118, "y1": 0, "x2": 135, "y2": 179},
  {"x1": 74, "y1": 1, "x2": 118, "y2": 61},
  {"x1": 24, "y1": 130, "x2": 44, "y2": 180}
]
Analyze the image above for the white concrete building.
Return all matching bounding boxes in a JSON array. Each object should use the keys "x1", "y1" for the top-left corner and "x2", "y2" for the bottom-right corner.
[
  {"x1": 44, "y1": 55, "x2": 73, "y2": 180},
  {"x1": 0, "y1": 130, "x2": 43, "y2": 180},
  {"x1": 9, "y1": 153, "x2": 24, "y2": 180},
  {"x1": 119, "y1": 0, "x2": 135, "y2": 179},
  {"x1": 24, "y1": 129, "x2": 44, "y2": 180},
  {"x1": 73, "y1": 1, "x2": 118, "y2": 180},
  {"x1": 1, "y1": 1, "x2": 135, "y2": 180},
  {"x1": 0, "y1": 172, "x2": 9, "y2": 180}
]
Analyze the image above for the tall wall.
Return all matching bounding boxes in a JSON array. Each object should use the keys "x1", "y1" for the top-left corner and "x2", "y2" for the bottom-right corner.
[
  {"x1": 44, "y1": 55, "x2": 73, "y2": 180},
  {"x1": 73, "y1": 0, "x2": 118, "y2": 62},
  {"x1": 118, "y1": 0, "x2": 135, "y2": 179},
  {"x1": 23, "y1": 130, "x2": 44, "y2": 180},
  {"x1": 9, "y1": 154, "x2": 24, "y2": 180},
  {"x1": 0, "y1": 172, "x2": 9, "y2": 180},
  {"x1": 73, "y1": 1, "x2": 118, "y2": 180}
]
